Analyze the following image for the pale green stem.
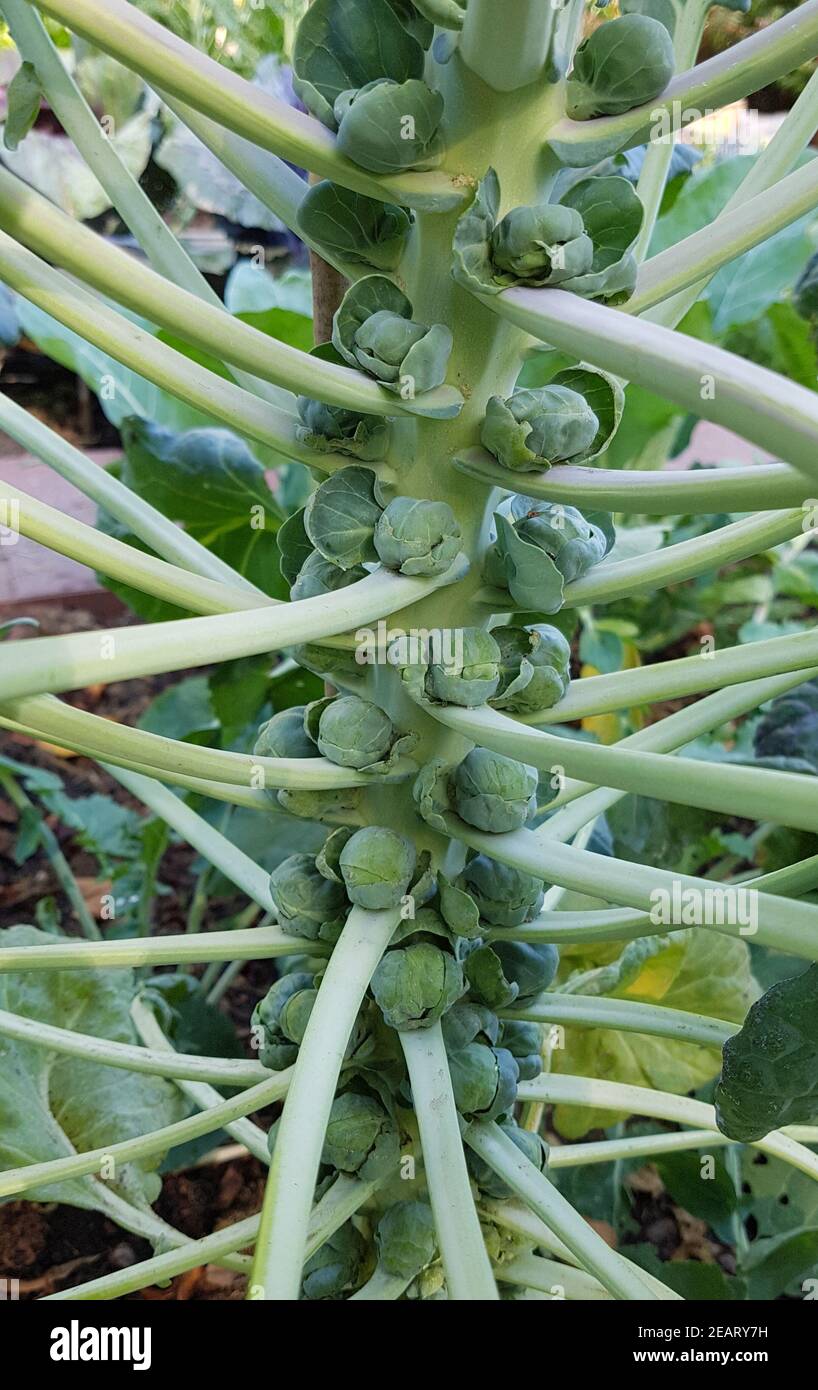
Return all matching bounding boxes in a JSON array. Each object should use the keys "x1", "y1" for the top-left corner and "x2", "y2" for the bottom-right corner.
[
  {"x1": 0, "y1": 694, "x2": 406, "y2": 791},
  {"x1": 546, "y1": 0, "x2": 818, "y2": 166},
  {"x1": 443, "y1": 817, "x2": 818, "y2": 960},
  {"x1": 426, "y1": 702, "x2": 818, "y2": 834},
  {"x1": 649, "y1": 63, "x2": 818, "y2": 329},
  {"x1": 0, "y1": 1072, "x2": 289, "y2": 1199},
  {"x1": 542, "y1": 667, "x2": 818, "y2": 828},
  {"x1": 632, "y1": 0, "x2": 710, "y2": 261},
  {"x1": 0, "y1": 1003, "x2": 270, "y2": 1085},
  {"x1": 545, "y1": 1129, "x2": 818, "y2": 1169},
  {"x1": 79, "y1": 1183, "x2": 250, "y2": 1276},
  {"x1": 250, "y1": 905, "x2": 400, "y2": 1301},
  {"x1": 520, "y1": 627, "x2": 818, "y2": 724},
  {"x1": 0, "y1": 479, "x2": 276, "y2": 614},
  {"x1": 31, "y1": 0, "x2": 467, "y2": 212},
  {"x1": 516, "y1": 1075, "x2": 818, "y2": 1181},
  {"x1": 632, "y1": 158, "x2": 818, "y2": 314},
  {"x1": 45, "y1": 1172, "x2": 373, "y2": 1302},
  {"x1": 500, "y1": 994, "x2": 736, "y2": 1050},
  {"x1": 104, "y1": 766, "x2": 276, "y2": 911},
  {"x1": 464, "y1": 1120, "x2": 671, "y2": 1300},
  {"x1": 399, "y1": 1022, "x2": 499, "y2": 1300},
  {"x1": 480, "y1": 286, "x2": 818, "y2": 485},
  {"x1": 496, "y1": 1253, "x2": 612, "y2": 1300},
  {"x1": 132, "y1": 1000, "x2": 270, "y2": 1164},
  {"x1": 454, "y1": 451, "x2": 811, "y2": 515},
  {"x1": 0, "y1": 925, "x2": 323, "y2": 973},
  {"x1": 0, "y1": 769, "x2": 100, "y2": 939},
  {"x1": 0, "y1": 562, "x2": 466, "y2": 701},
  {"x1": 0, "y1": 391, "x2": 259, "y2": 590},
  {"x1": 205, "y1": 957, "x2": 246, "y2": 1007},
  {"x1": 459, "y1": 0, "x2": 555, "y2": 92},
  {"x1": 0, "y1": 224, "x2": 461, "y2": 422}
]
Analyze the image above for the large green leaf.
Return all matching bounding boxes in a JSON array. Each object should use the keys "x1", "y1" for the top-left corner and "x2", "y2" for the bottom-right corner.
[
  {"x1": 0, "y1": 926, "x2": 185, "y2": 1209},
  {"x1": 552, "y1": 931, "x2": 757, "y2": 1138}
]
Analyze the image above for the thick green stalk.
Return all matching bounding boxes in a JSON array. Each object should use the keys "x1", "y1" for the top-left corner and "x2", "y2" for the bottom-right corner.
[
  {"x1": 0, "y1": 1073, "x2": 289, "y2": 1199},
  {"x1": 548, "y1": 1125, "x2": 818, "y2": 1170},
  {"x1": 0, "y1": 925, "x2": 322, "y2": 973},
  {"x1": 464, "y1": 1121, "x2": 670, "y2": 1300},
  {"x1": 546, "y1": 0, "x2": 818, "y2": 166},
  {"x1": 497, "y1": 1254, "x2": 612, "y2": 1300},
  {"x1": 0, "y1": 1004, "x2": 269, "y2": 1085},
  {"x1": 480, "y1": 286, "x2": 818, "y2": 485},
  {"x1": 399, "y1": 1023, "x2": 499, "y2": 1300},
  {"x1": 132, "y1": 1000, "x2": 270, "y2": 1164},
  {"x1": 500, "y1": 994, "x2": 736, "y2": 1050},
  {"x1": 0, "y1": 224, "x2": 461, "y2": 422},
  {"x1": 459, "y1": 0, "x2": 554, "y2": 92},
  {"x1": 31, "y1": 0, "x2": 467, "y2": 211},
  {"x1": 0, "y1": 563, "x2": 465, "y2": 701},
  {"x1": 0, "y1": 694, "x2": 408, "y2": 792},
  {"x1": 0, "y1": 479, "x2": 274, "y2": 613},
  {"x1": 517, "y1": 1075, "x2": 818, "y2": 1181},
  {"x1": 454, "y1": 452, "x2": 811, "y2": 514},
  {"x1": 427, "y1": 703, "x2": 818, "y2": 833},
  {"x1": 0, "y1": 392, "x2": 259, "y2": 589},
  {"x1": 445, "y1": 818, "x2": 818, "y2": 960},
  {"x1": 250, "y1": 906, "x2": 400, "y2": 1300}
]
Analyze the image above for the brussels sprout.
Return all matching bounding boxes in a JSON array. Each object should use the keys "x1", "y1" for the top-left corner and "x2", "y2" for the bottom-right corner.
[
  {"x1": 557, "y1": 176, "x2": 643, "y2": 305},
  {"x1": 499, "y1": 1018, "x2": 544, "y2": 1081},
  {"x1": 452, "y1": 748, "x2": 538, "y2": 833},
  {"x1": 301, "y1": 1221, "x2": 366, "y2": 1300},
  {"x1": 374, "y1": 497, "x2": 462, "y2": 577},
  {"x1": 441, "y1": 999, "x2": 501, "y2": 1053},
  {"x1": 447, "y1": 1042, "x2": 519, "y2": 1121},
  {"x1": 304, "y1": 465, "x2": 387, "y2": 570},
  {"x1": 490, "y1": 624, "x2": 572, "y2": 715},
  {"x1": 276, "y1": 785, "x2": 363, "y2": 827},
  {"x1": 297, "y1": 180, "x2": 412, "y2": 272},
  {"x1": 465, "y1": 940, "x2": 560, "y2": 1009},
  {"x1": 333, "y1": 276, "x2": 452, "y2": 397},
  {"x1": 489, "y1": 203, "x2": 593, "y2": 289},
  {"x1": 321, "y1": 1091, "x2": 400, "y2": 1179},
  {"x1": 335, "y1": 78, "x2": 445, "y2": 174},
  {"x1": 459, "y1": 855, "x2": 545, "y2": 929},
  {"x1": 295, "y1": 396, "x2": 390, "y2": 462},
  {"x1": 467, "y1": 1122, "x2": 548, "y2": 1197},
  {"x1": 292, "y1": 0, "x2": 427, "y2": 130},
  {"x1": 290, "y1": 551, "x2": 368, "y2": 601},
  {"x1": 423, "y1": 627, "x2": 501, "y2": 707},
  {"x1": 486, "y1": 496, "x2": 614, "y2": 612},
  {"x1": 482, "y1": 387, "x2": 600, "y2": 472},
  {"x1": 339, "y1": 826, "x2": 417, "y2": 909},
  {"x1": 269, "y1": 853, "x2": 349, "y2": 941},
  {"x1": 252, "y1": 971, "x2": 314, "y2": 1070},
  {"x1": 316, "y1": 696, "x2": 395, "y2": 770},
  {"x1": 254, "y1": 706, "x2": 319, "y2": 761},
  {"x1": 375, "y1": 1200, "x2": 437, "y2": 1279},
  {"x1": 371, "y1": 941, "x2": 464, "y2": 1029},
  {"x1": 566, "y1": 14, "x2": 674, "y2": 120}
]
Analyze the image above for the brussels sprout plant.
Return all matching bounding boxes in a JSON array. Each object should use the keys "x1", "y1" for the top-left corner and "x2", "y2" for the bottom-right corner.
[{"x1": 1, "y1": 0, "x2": 818, "y2": 1310}]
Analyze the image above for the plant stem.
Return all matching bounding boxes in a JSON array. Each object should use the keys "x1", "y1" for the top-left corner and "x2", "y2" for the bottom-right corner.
[
  {"x1": 31, "y1": 0, "x2": 467, "y2": 212},
  {"x1": 0, "y1": 391, "x2": 258, "y2": 589},
  {"x1": 0, "y1": 925, "x2": 322, "y2": 973},
  {"x1": 454, "y1": 450, "x2": 811, "y2": 514},
  {"x1": 250, "y1": 905, "x2": 400, "y2": 1300},
  {"x1": 444, "y1": 817, "x2": 818, "y2": 960},
  {"x1": 460, "y1": 0, "x2": 554, "y2": 92},
  {"x1": 132, "y1": 1000, "x2": 270, "y2": 1164},
  {"x1": 500, "y1": 994, "x2": 736, "y2": 1050},
  {"x1": 349, "y1": 1266, "x2": 413, "y2": 1300},
  {"x1": 516, "y1": 1075, "x2": 818, "y2": 1181},
  {"x1": 0, "y1": 1003, "x2": 269, "y2": 1085},
  {"x1": 428, "y1": 702, "x2": 818, "y2": 834},
  {"x1": 399, "y1": 1022, "x2": 499, "y2": 1300},
  {"x1": 0, "y1": 770, "x2": 100, "y2": 939},
  {"x1": 0, "y1": 1073, "x2": 289, "y2": 1199},
  {"x1": 464, "y1": 1121, "x2": 670, "y2": 1300},
  {"x1": 496, "y1": 1253, "x2": 612, "y2": 1300},
  {"x1": 0, "y1": 561, "x2": 466, "y2": 701}
]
